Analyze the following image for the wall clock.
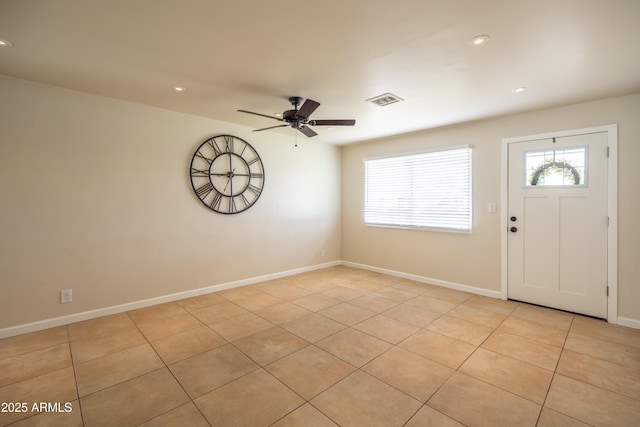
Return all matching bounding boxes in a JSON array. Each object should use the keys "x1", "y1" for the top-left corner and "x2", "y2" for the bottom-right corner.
[{"x1": 189, "y1": 135, "x2": 265, "y2": 214}]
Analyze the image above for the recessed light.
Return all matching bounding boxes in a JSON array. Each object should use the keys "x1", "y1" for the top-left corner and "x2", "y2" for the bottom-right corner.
[
  {"x1": 172, "y1": 86, "x2": 186, "y2": 92},
  {"x1": 469, "y1": 35, "x2": 490, "y2": 46},
  {"x1": 0, "y1": 39, "x2": 13, "y2": 47},
  {"x1": 512, "y1": 86, "x2": 527, "y2": 93}
]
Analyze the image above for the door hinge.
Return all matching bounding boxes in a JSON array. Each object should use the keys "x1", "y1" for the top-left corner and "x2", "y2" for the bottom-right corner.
[
  {"x1": 606, "y1": 216, "x2": 610, "y2": 227},
  {"x1": 606, "y1": 286, "x2": 609, "y2": 296},
  {"x1": 607, "y1": 146, "x2": 610, "y2": 157}
]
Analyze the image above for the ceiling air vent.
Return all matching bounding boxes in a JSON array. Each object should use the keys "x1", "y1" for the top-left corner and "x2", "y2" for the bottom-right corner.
[{"x1": 366, "y1": 92, "x2": 404, "y2": 107}]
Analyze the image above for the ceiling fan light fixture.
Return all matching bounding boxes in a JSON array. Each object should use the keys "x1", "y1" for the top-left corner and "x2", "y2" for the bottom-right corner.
[
  {"x1": 366, "y1": 92, "x2": 404, "y2": 107},
  {"x1": 0, "y1": 39, "x2": 13, "y2": 47}
]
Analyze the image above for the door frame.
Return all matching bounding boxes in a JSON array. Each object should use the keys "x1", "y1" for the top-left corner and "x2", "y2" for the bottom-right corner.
[{"x1": 501, "y1": 124, "x2": 618, "y2": 323}]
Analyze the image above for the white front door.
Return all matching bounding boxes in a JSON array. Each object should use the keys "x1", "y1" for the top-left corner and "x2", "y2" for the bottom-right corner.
[{"x1": 507, "y1": 131, "x2": 609, "y2": 318}]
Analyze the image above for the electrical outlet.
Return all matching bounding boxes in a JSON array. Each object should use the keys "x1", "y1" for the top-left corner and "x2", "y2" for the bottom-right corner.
[{"x1": 60, "y1": 289, "x2": 72, "y2": 304}]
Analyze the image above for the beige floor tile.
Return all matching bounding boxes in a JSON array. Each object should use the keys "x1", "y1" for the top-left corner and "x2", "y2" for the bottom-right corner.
[
  {"x1": 136, "y1": 312, "x2": 204, "y2": 341},
  {"x1": 8, "y1": 399, "x2": 83, "y2": 427},
  {"x1": 150, "y1": 326, "x2": 227, "y2": 365},
  {"x1": 282, "y1": 313, "x2": 346, "y2": 342},
  {"x1": 510, "y1": 304, "x2": 573, "y2": 331},
  {"x1": 348, "y1": 293, "x2": 399, "y2": 312},
  {"x1": 232, "y1": 292, "x2": 285, "y2": 311},
  {"x1": 255, "y1": 301, "x2": 311, "y2": 324},
  {"x1": 266, "y1": 345, "x2": 355, "y2": 399},
  {"x1": 258, "y1": 283, "x2": 314, "y2": 300},
  {"x1": 536, "y1": 407, "x2": 590, "y2": 427},
  {"x1": 290, "y1": 293, "x2": 340, "y2": 311},
  {"x1": 405, "y1": 295, "x2": 457, "y2": 314},
  {"x1": 447, "y1": 304, "x2": 507, "y2": 329},
  {"x1": 373, "y1": 287, "x2": 419, "y2": 302},
  {"x1": 556, "y1": 350, "x2": 640, "y2": 400},
  {"x1": 217, "y1": 285, "x2": 264, "y2": 301},
  {"x1": 404, "y1": 405, "x2": 465, "y2": 427},
  {"x1": 565, "y1": 330, "x2": 640, "y2": 370},
  {"x1": 426, "y1": 315, "x2": 494, "y2": 346},
  {"x1": 316, "y1": 328, "x2": 392, "y2": 367},
  {"x1": 462, "y1": 295, "x2": 519, "y2": 315},
  {"x1": 0, "y1": 326, "x2": 68, "y2": 360},
  {"x1": 363, "y1": 347, "x2": 454, "y2": 402},
  {"x1": 341, "y1": 279, "x2": 388, "y2": 292},
  {"x1": 293, "y1": 278, "x2": 344, "y2": 292},
  {"x1": 175, "y1": 292, "x2": 225, "y2": 311},
  {"x1": 545, "y1": 374, "x2": 640, "y2": 426},
  {"x1": 424, "y1": 287, "x2": 473, "y2": 304},
  {"x1": 233, "y1": 326, "x2": 309, "y2": 366},
  {"x1": 320, "y1": 286, "x2": 367, "y2": 301},
  {"x1": 0, "y1": 367, "x2": 77, "y2": 425},
  {"x1": 459, "y1": 348, "x2": 553, "y2": 404},
  {"x1": 190, "y1": 300, "x2": 248, "y2": 324},
  {"x1": 208, "y1": 312, "x2": 273, "y2": 341},
  {"x1": 311, "y1": 371, "x2": 422, "y2": 427},
  {"x1": 271, "y1": 403, "x2": 338, "y2": 427},
  {"x1": 139, "y1": 402, "x2": 210, "y2": 427},
  {"x1": 195, "y1": 369, "x2": 304, "y2": 426},
  {"x1": 0, "y1": 343, "x2": 71, "y2": 388},
  {"x1": 571, "y1": 315, "x2": 640, "y2": 348},
  {"x1": 481, "y1": 330, "x2": 561, "y2": 371},
  {"x1": 498, "y1": 316, "x2": 568, "y2": 347},
  {"x1": 80, "y1": 368, "x2": 189, "y2": 427},
  {"x1": 70, "y1": 326, "x2": 146, "y2": 364},
  {"x1": 428, "y1": 372, "x2": 541, "y2": 427},
  {"x1": 399, "y1": 330, "x2": 476, "y2": 369},
  {"x1": 382, "y1": 303, "x2": 441, "y2": 328},
  {"x1": 318, "y1": 302, "x2": 376, "y2": 326},
  {"x1": 169, "y1": 343, "x2": 258, "y2": 398},
  {"x1": 353, "y1": 314, "x2": 419, "y2": 344},
  {"x1": 127, "y1": 302, "x2": 188, "y2": 324},
  {"x1": 75, "y1": 344, "x2": 164, "y2": 396},
  {"x1": 393, "y1": 279, "x2": 439, "y2": 294},
  {"x1": 67, "y1": 313, "x2": 133, "y2": 341}
]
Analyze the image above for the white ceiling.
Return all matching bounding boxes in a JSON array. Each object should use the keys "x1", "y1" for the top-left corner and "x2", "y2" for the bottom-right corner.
[{"x1": 1, "y1": 0, "x2": 639, "y2": 145}]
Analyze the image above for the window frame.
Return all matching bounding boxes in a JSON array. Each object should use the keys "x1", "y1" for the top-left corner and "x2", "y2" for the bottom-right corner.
[{"x1": 363, "y1": 145, "x2": 473, "y2": 233}]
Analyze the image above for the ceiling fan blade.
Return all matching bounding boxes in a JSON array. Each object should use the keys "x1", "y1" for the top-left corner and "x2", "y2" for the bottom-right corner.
[
  {"x1": 253, "y1": 124, "x2": 289, "y2": 132},
  {"x1": 298, "y1": 125, "x2": 318, "y2": 137},
  {"x1": 238, "y1": 109, "x2": 283, "y2": 121},
  {"x1": 310, "y1": 119, "x2": 356, "y2": 126},
  {"x1": 296, "y1": 99, "x2": 320, "y2": 119}
]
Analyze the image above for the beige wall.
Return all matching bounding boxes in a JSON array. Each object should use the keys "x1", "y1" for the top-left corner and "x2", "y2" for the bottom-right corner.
[
  {"x1": 342, "y1": 93, "x2": 640, "y2": 324},
  {"x1": 2, "y1": 74, "x2": 638, "y2": 332},
  {"x1": 0, "y1": 75, "x2": 342, "y2": 330}
]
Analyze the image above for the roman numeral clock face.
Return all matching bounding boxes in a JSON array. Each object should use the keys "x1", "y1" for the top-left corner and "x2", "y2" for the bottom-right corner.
[{"x1": 190, "y1": 135, "x2": 264, "y2": 214}]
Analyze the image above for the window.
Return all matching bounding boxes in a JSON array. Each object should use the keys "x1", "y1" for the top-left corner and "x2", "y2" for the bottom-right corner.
[
  {"x1": 524, "y1": 146, "x2": 587, "y2": 187},
  {"x1": 364, "y1": 146, "x2": 473, "y2": 231}
]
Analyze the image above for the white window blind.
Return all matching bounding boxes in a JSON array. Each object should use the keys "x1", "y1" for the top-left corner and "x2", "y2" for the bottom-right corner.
[{"x1": 364, "y1": 146, "x2": 472, "y2": 231}]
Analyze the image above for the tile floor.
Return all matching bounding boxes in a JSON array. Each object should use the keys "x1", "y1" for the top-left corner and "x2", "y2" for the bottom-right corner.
[{"x1": 1, "y1": 266, "x2": 639, "y2": 426}]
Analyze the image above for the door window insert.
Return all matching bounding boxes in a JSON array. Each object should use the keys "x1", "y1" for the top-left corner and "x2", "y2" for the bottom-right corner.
[{"x1": 524, "y1": 146, "x2": 588, "y2": 187}]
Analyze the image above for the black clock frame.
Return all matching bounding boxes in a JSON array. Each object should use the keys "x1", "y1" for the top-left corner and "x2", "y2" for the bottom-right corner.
[{"x1": 189, "y1": 135, "x2": 265, "y2": 214}]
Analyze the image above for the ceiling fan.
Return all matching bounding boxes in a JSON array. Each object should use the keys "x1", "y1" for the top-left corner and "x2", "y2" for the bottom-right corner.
[{"x1": 238, "y1": 96, "x2": 355, "y2": 137}]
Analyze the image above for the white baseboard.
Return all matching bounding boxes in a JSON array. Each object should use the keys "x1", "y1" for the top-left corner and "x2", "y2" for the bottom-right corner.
[
  {"x1": 340, "y1": 261, "x2": 503, "y2": 299},
  {"x1": 3, "y1": 260, "x2": 637, "y2": 339},
  {"x1": 616, "y1": 316, "x2": 640, "y2": 330},
  {"x1": 0, "y1": 261, "x2": 340, "y2": 339}
]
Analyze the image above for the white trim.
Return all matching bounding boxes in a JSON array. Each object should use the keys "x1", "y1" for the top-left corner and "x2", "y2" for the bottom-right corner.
[
  {"x1": 501, "y1": 124, "x2": 618, "y2": 323},
  {"x1": 341, "y1": 261, "x2": 502, "y2": 299},
  {"x1": 0, "y1": 261, "x2": 340, "y2": 339},
  {"x1": 617, "y1": 317, "x2": 640, "y2": 330}
]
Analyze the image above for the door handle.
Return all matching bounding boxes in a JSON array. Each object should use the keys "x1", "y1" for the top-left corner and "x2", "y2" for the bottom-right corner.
[{"x1": 510, "y1": 227, "x2": 518, "y2": 233}]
